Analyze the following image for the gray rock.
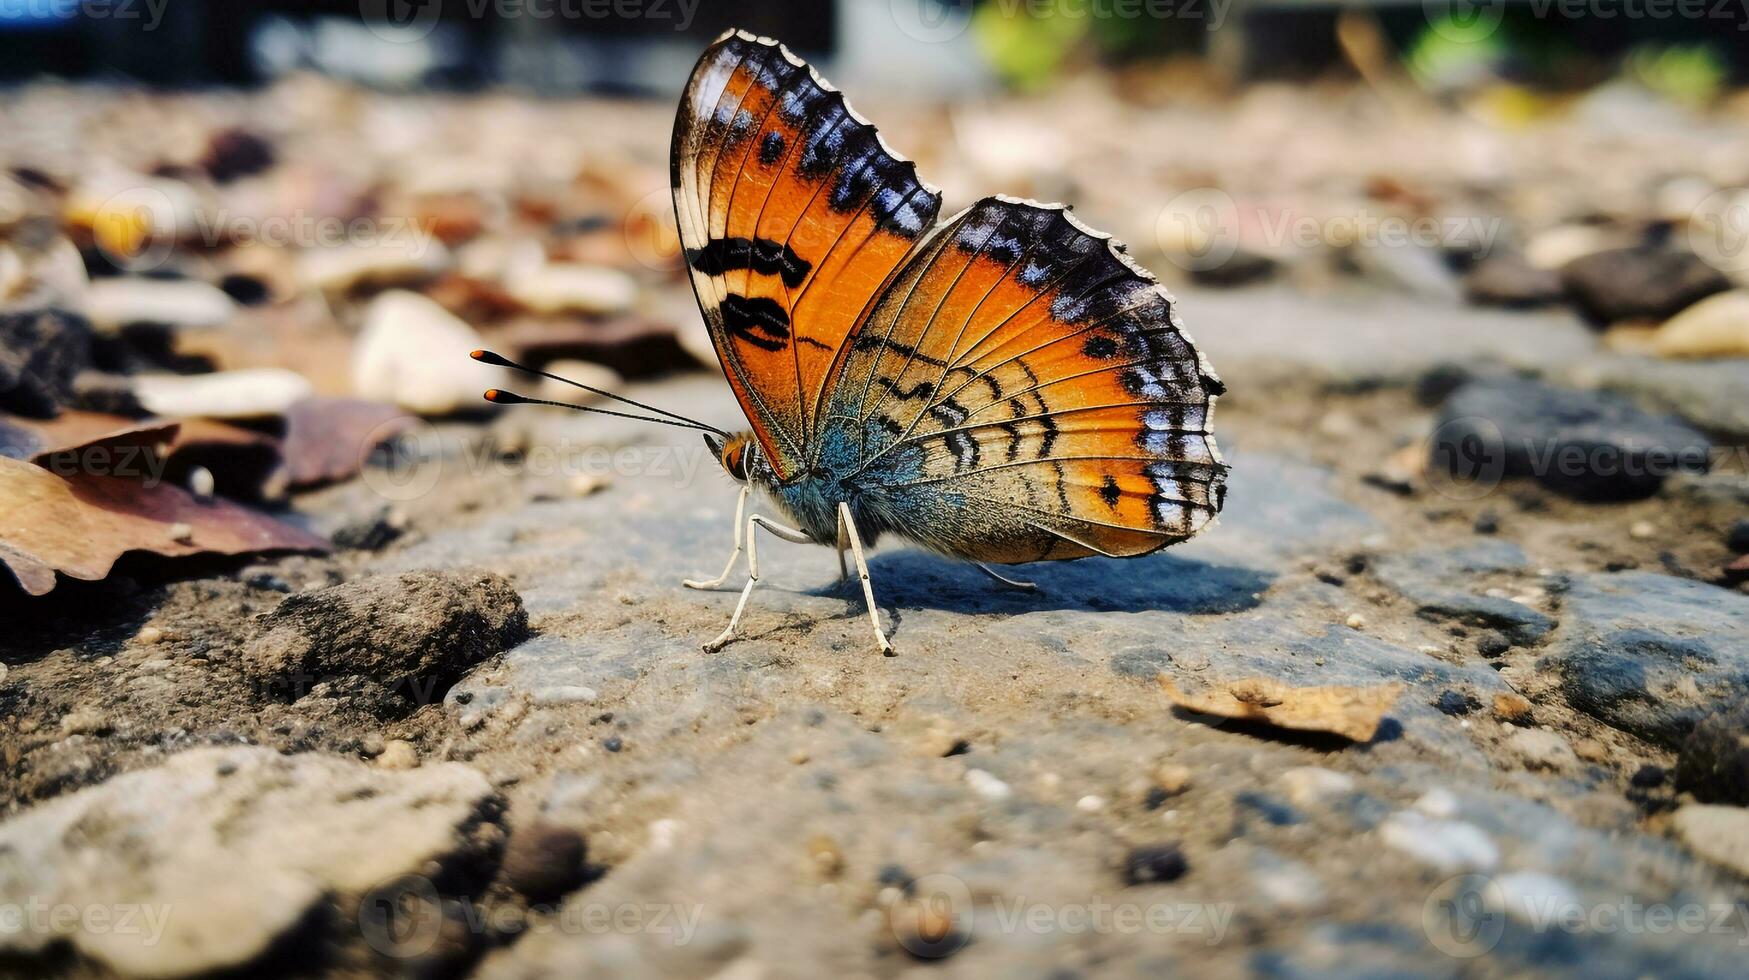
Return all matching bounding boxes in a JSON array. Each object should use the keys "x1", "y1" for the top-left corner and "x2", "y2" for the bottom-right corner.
[
  {"x1": 1373, "y1": 541, "x2": 1555, "y2": 644},
  {"x1": 1433, "y1": 377, "x2": 1711, "y2": 501},
  {"x1": 1675, "y1": 707, "x2": 1749, "y2": 805},
  {"x1": 1463, "y1": 255, "x2": 1563, "y2": 309},
  {"x1": 0, "y1": 746, "x2": 495, "y2": 978},
  {"x1": 1542, "y1": 572, "x2": 1749, "y2": 747},
  {"x1": 1181, "y1": 285, "x2": 1595, "y2": 392},
  {"x1": 1562, "y1": 353, "x2": 1749, "y2": 443},
  {"x1": 1559, "y1": 246, "x2": 1729, "y2": 327},
  {"x1": 0, "y1": 308, "x2": 94, "y2": 418},
  {"x1": 246, "y1": 570, "x2": 528, "y2": 706}
]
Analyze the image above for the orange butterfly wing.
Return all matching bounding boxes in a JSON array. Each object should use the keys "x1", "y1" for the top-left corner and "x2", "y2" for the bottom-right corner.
[
  {"x1": 671, "y1": 31, "x2": 942, "y2": 479},
  {"x1": 822, "y1": 197, "x2": 1227, "y2": 562}
]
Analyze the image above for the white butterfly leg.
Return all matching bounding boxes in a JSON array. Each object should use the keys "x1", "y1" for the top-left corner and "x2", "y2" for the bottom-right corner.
[
  {"x1": 702, "y1": 512, "x2": 811, "y2": 652},
  {"x1": 838, "y1": 502, "x2": 893, "y2": 654},
  {"x1": 684, "y1": 485, "x2": 750, "y2": 590},
  {"x1": 974, "y1": 562, "x2": 1039, "y2": 592},
  {"x1": 835, "y1": 518, "x2": 850, "y2": 584}
]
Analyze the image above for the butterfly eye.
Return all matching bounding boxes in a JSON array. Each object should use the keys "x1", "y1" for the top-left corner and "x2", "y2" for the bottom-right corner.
[{"x1": 724, "y1": 445, "x2": 749, "y2": 482}]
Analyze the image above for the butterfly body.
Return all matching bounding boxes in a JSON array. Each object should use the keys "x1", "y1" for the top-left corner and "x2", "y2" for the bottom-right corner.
[{"x1": 673, "y1": 30, "x2": 1229, "y2": 650}]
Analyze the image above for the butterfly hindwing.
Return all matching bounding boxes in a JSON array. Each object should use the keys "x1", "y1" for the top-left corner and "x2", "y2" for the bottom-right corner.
[
  {"x1": 672, "y1": 31, "x2": 943, "y2": 479},
  {"x1": 827, "y1": 197, "x2": 1227, "y2": 562}
]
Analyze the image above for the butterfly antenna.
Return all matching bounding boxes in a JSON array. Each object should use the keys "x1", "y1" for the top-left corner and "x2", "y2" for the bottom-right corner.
[
  {"x1": 472, "y1": 349, "x2": 727, "y2": 436},
  {"x1": 482, "y1": 389, "x2": 725, "y2": 435}
]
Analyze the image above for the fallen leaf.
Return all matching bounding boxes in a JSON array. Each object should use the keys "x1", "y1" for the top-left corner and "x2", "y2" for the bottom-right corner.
[
  {"x1": 0, "y1": 411, "x2": 178, "y2": 465},
  {"x1": 281, "y1": 398, "x2": 411, "y2": 489},
  {"x1": 0, "y1": 454, "x2": 327, "y2": 595},
  {"x1": 1159, "y1": 675, "x2": 1405, "y2": 742}
]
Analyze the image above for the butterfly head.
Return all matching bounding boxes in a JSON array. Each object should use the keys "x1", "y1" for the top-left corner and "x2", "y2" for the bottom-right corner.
[{"x1": 705, "y1": 431, "x2": 758, "y2": 484}]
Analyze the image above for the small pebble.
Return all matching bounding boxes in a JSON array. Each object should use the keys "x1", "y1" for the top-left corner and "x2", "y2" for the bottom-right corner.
[
  {"x1": 649, "y1": 818, "x2": 681, "y2": 852},
  {"x1": 187, "y1": 465, "x2": 215, "y2": 500},
  {"x1": 1572, "y1": 739, "x2": 1610, "y2": 763},
  {"x1": 1728, "y1": 519, "x2": 1749, "y2": 554},
  {"x1": 1433, "y1": 690, "x2": 1479, "y2": 716},
  {"x1": 1152, "y1": 762, "x2": 1193, "y2": 795},
  {"x1": 1507, "y1": 728, "x2": 1578, "y2": 772},
  {"x1": 1629, "y1": 520, "x2": 1656, "y2": 540},
  {"x1": 1671, "y1": 805, "x2": 1749, "y2": 878},
  {"x1": 1477, "y1": 633, "x2": 1511, "y2": 657},
  {"x1": 1279, "y1": 767, "x2": 1355, "y2": 807},
  {"x1": 377, "y1": 739, "x2": 418, "y2": 769},
  {"x1": 1123, "y1": 844, "x2": 1189, "y2": 885},
  {"x1": 1344, "y1": 613, "x2": 1366, "y2": 630},
  {"x1": 135, "y1": 625, "x2": 164, "y2": 646},
  {"x1": 966, "y1": 768, "x2": 1012, "y2": 801},
  {"x1": 1379, "y1": 811, "x2": 1499, "y2": 872},
  {"x1": 60, "y1": 708, "x2": 109, "y2": 736},
  {"x1": 1630, "y1": 764, "x2": 1667, "y2": 789},
  {"x1": 806, "y1": 835, "x2": 844, "y2": 877},
  {"x1": 168, "y1": 522, "x2": 194, "y2": 544},
  {"x1": 1472, "y1": 511, "x2": 1500, "y2": 535},
  {"x1": 603, "y1": 735, "x2": 623, "y2": 753},
  {"x1": 502, "y1": 822, "x2": 588, "y2": 902},
  {"x1": 1492, "y1": 872, "x2": 1582, "y2": 923},
  {"x1": 532, "y1": 685, "x2": 597, "y2": 706},
  {"x1": 1413, "y1": 788, "x2": 1460, "y2": 819},
  {"x1": 1075, "y1": 794, "x2": 1105, "y2": 813},
  {"x1": 1493, "y1": 693, "x2": 1534, "y2": 724}
]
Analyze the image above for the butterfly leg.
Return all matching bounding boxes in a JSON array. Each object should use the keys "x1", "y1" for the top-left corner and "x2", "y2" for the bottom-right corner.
[
  {"x1": 974, "y1": 562, "x2": 1039, "y2": 592},
  {"x1": 684, "y1": 485, "x2": 750, "y2": 590},
  {"x1": 702, "y1": 513, "x2": 810, "y2": 652},
  {"x1": 835, "y1": 519, "x2": 851, "y2": 585},
  {"x1": 837, "y1": 502, "x2": 893, "y2": 655}
]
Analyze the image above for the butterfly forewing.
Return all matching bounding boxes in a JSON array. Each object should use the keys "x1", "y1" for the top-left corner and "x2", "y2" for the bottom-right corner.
[
  {"x1": 672, "y1": 31, "x2": 943, "y2": 479},
  {"x1": 826, "y1": 197, "x2": 1227, "y2": 561}
]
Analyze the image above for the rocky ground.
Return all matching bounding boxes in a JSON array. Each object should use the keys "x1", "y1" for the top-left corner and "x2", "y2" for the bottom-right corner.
[{"x1": 3, "y1": 75, "x2": 1749, "y2": 979}]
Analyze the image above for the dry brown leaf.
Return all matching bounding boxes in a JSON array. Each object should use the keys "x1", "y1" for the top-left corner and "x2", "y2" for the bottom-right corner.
[
  {"x1": 1159, "y1": 675, "x2": 1405, "y2": 742},
  {"x1": 0, "y1": 454, "x2": 327, "y2": 595},
  {"x1": 281, "y1": 398, "x2": 410, "y2": 489},
  {"x1": 0, "y1": 410, "x2": 178, "y2": 465}
]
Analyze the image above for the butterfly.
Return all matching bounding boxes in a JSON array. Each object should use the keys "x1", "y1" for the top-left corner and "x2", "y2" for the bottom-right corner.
[{"x1": 481, "y1": 29, "x2": 1227, "y2": 654}]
